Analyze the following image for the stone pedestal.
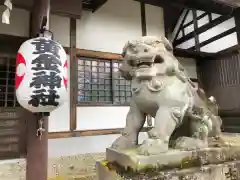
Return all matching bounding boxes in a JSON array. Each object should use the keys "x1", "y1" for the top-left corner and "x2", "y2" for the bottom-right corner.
[
  {"x1": 96, "y1": 160, "x2": 240, "y2": 179},
  {"x1": 96, "y1": 138, "x2": 240, "y2": 180}
]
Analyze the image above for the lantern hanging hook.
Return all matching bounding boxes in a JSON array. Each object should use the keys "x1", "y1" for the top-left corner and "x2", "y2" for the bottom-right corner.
[
  {"x1": 36, "y1": 117, "x2": 45, "y2": 140},
  {"x1": 38, "y1": 16, "x2": 54, "y2": 39}
]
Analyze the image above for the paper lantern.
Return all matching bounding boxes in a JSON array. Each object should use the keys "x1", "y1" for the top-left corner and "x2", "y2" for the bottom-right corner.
[{"x1": 15, "y1": 37, "x2": 68, "y2": 113}]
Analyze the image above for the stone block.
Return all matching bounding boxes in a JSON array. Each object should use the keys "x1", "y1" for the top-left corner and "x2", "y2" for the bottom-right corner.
[
  {"x1": 96, "y1": 160, "x2": 240, "y2": 180},
  {"x1": 106, "y1": 145, "x2": 240, "y2": 172}
]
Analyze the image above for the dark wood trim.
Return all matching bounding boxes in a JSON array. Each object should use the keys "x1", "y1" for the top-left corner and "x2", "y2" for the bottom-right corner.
[
  {"x1": 188, "y1": 27, "x2": 236, "y2": 50},
  {"x1": 91, "y1": 0, "x2": 108, "y2": 12},
  {"x1": 134, "y1": 0, "x2": 235, "y2": 15},
  {"x1": 182, "y1": 12, "x2": 208, "y2": 29},
  {"x1": 215, "y1": 44, "x2": 240, "y2": 58},
  {"x1": 208, "y1": 13, "x2": 213, "y2": 22},
  {"x1": 0, "y1": 0, "x2": 102, "y2": 18},
  {"x1": 192, "y1": 10, "x2": 200, "y2": 51},
  {"x1": 174, "y1": 48, "x2": 215, "y2": 59},
  {"x1": 190, "y1": 78, "x2": 198, "y2": 83},
  {"x1": 234, "y1": 9, "x2": 240, "y2": 43},
  {"x1": 0, "y1": 34, "x2": 28, "y2": 55},
  {"x1": 77, "y1": 102, "x2": 130, "y2": 107},
  {"x1": 48, "y1": 127, "x2": 151, "y2": 139},
  {"x1": 69, "y1": 18, "x2": 77, "y2": 131},
  {"x1": 140, "y1": 2, "x2": 147, "y2": 36},
  {"x1": 219, "y1": 110, "x2": 240, "y2": 117},
  {"x1": 174, "y1": 10, "x2": 189, "y2": 43},
  {"x1": 174, "y1": 15, "x2": 232, "y2": 46},
  {"x1": 75, "y1": 49, "x2": 122, "y2": 60}
]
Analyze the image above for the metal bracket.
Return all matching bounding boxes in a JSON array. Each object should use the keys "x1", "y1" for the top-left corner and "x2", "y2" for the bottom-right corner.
[{"x1": 36, "y1": 118, "x2": 45, "y2": 140}]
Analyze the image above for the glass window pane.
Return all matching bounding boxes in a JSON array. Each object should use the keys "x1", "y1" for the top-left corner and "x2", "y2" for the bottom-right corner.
[{"x1": 77, "y1": 57, "x2": 112, "y2": 104}]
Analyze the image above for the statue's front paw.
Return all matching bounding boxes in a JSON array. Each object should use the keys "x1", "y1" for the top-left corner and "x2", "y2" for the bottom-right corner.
[
  {"x1": 137, "y1": 139, "x2": 169, "y2": 156},
  {"x1": 111, "y1": 136, "x2": 137, "y2": 150}
]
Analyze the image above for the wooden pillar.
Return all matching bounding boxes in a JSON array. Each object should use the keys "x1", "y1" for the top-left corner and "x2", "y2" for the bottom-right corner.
[
  {"x1": 234, "y1": 9, "x2": 240, "y2": 44},
  {"x1": 30, "y1": 0, "x2": 50, "y2": 37},
  {"x1": 26, "y1": 0, "x2": 50, "y2": 180},
  {"x1": 140, "y1": 2, "x2": 146, "y2": 36}
]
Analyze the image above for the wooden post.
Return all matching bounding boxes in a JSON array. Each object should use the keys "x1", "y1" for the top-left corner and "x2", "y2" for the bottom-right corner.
[{"x1": 26, "y1": 0, "x2": 50, "y2": 180}]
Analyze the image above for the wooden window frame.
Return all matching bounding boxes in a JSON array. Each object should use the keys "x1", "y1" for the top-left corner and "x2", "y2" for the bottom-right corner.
[{"x1": 75, "y1": 55, "x2": 130, "y2": 107}]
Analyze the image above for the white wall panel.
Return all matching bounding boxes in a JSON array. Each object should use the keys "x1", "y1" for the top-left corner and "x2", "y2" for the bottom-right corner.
[
  {"x1": 0, "y1": 6, "x2": 29, "y2": 37},
  {"x1": 200, "y1": 32, "x2": 238, "y2": 53},
  {"x1": 212, "y1": 13, "x2": 221, "y2": 20},
  {"x1": 49, "y1": 55, "x2": 70, "y2": 132},
  {"x1": 196, "y1": 10, "x2": 205, "y2": 17},
  {"x1": 145, "y1": 4, "x2": 164, "y2": 37},
  {"x1": 76, "y1": 106, "x2": 129, "y2": 130},
  {"x1": 198, "y1": 15, "x2": 209, "y2": 27},
  {"x1": 176, "y1": 38, "x2": 195, "y2": 49},
  {"x1": 184, "y1": 24, "x2": 194, "y2": 34},
  {"x1": 76, "y1": 0, "x2": 142, "y2": 53},
  {"x1": 183, "y1": 10, "x2": 193, "y2": 25},
  {"x1": 49, "y1": 15, "x2": 70, "y2": 47},
  {"x1": 199, "y1": 18, "x2": 236, "y2": 43}
]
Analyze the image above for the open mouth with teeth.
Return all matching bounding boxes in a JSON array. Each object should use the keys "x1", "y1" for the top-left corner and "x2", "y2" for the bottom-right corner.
[
  {"x1": 137, "y1": 61, "x2": 152, "y2": 68},
  {"x1": 134, "y1": 55, "x2": 165, "y2": 68}
]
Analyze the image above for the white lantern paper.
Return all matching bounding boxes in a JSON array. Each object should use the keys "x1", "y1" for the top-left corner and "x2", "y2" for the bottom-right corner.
[{"x1": 15, "y1": 37, "x2": 68, "y2": 113}]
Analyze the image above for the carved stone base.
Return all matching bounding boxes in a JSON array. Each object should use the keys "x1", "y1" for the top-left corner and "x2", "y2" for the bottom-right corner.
[
  {"x1": 96, "y1": 160, "x2": 240, "y2": 180},
  {"x1": 95, "y1": 135, "x2": 240, "y2": 179},
  {"x1": 106, "y1": 145, "x2": 240, "y2": 172}
]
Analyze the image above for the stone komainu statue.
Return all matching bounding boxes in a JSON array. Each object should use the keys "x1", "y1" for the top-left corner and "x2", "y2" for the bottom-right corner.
[{"x1": 111, "y1": 36, "x2": 223, "y2": 155}]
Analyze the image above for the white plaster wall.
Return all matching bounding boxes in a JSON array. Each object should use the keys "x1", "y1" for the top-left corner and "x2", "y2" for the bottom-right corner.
[
  {"x1": 145, "y1": 4, "x2": 164, "y2": 37},
  {"x1": 47, "y1": 16, "x2": 71, "y2": 132},
  {"x1": 199, "y1": 18, "x2": 238, "y2": 52},
  {"x1": 0, "y1": 6, "x2": 30, "y2": 37},
  {"x1": 76, "y1": 0, "x2": 142, "y2": 53},
  {"x1": 48, "y1": 55, "x2": 70, "y2": 132},
  {"x1": 49, "y1": 15, "x2": 70, "y2": 47}
]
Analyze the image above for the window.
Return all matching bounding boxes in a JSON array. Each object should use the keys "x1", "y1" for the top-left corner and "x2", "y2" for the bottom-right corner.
[
  {"x1": 77, "y1": 57, "x2": 131, "y2": 105},
  {"x1": 0, "y1": 57, "x2": 19, "y2": 107}
]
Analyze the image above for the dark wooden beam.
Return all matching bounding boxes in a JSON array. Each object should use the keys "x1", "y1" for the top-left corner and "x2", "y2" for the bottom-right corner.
[
  {"x1": 69, "y1": 18, "x2": 77, "y2": 131},
  {"x1": 27, "y1": 0, "x2": 50, "y2": 180},
  {"x1": 192, "y1": 10, "x2": 200, "y2": 51},
  {"x1": 135, "y1": 0, "x2": 236, "y2": 15},
  {"x1": 91, "y1": 0, "x2": 108, "y2": 12},
  {"x1": 213, "y1": 0, "x2": 240, "y2": 8},
  {"x1": 234, "y1": 9, "x2": 240, "y2": 43},
  {"x1": 0, "y1": 0, "x2": 83, "y2": 18},
  {"x1": 215, "y1": 44, "x2": 240, "y2": 58},
  {"x1": 182, "y1": 12, "x2": 209, "y2": 29},
  {"x1": 173, "y1": 15, "x2": 232, "y2": 46},
  {"x1": 75, "y1": 49, "x2": 122, "y2": 60},
  {"x1": 174, "y1": 48, "x2": 216, "y2": 59},
  {"x1": 173, "y1": 10, "x2": 189, "y2": 43},
  {"x1": 0, "y1": 34, "x2": 28, "y2": 55},
  {"x1": 140, "y1": 2, "x2": 147, "y2": 36},
  {"x1": 163, "y1": 6, "x2": 183, "y2": 39}
]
